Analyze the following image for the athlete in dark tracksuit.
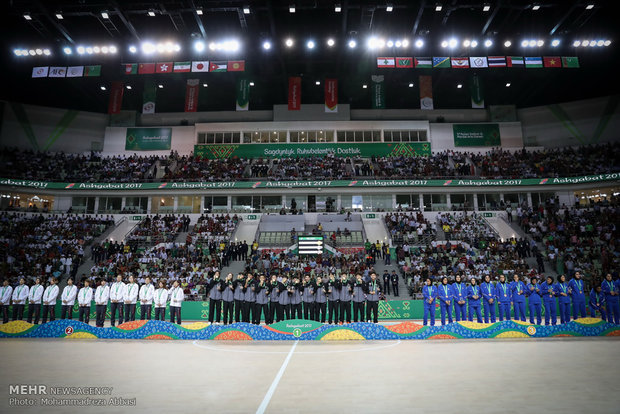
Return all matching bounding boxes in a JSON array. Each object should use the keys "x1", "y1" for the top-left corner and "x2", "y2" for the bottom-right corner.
[
  {"x1": 314, "y1": 277, "x2": 327, "y2": 323},
  {"x1": 437, "y1": 277, "x2": 453, "y2": 326},
  {"x1": 467, "y1": 278, "x2": 482, "y2": 323},
  {"x1": 451, "y1": 275, "x2": 467, "y2": 322},
  {"x1": 221, "y1": 275, "x2": 234, "y2": 325},
  {"x1": 207, "y1": 275, "x2": 223, "y2": 324},
  {"x1": 525, "y1": 276, "x2": 542, "y2": 325},
  {"x1": 254, "y1": 276, "x2": 269, "y2": 325},
  {"x1": 555, "y1": 275, "x2": 571, "y2": 324},
  {"x1": 339, "y1": 276, "x2": 352, "y2": 324},
  {"x1": 481, "y1": 275, "x2": 496, "y2": 323},
  {"x1": 290, "y1": 279, "x2": 303, "y2": 319},
  {"x1": 351, "y1": 276, "x2": 366, "y2": 322},
  {"x1": 301, "y1": 278, "x2": 316, "y2": 320},
  {"x1": 268, "y1": 277, "x2": 279, "y2": 324},
  {"x1": 365, "y1": 274, "x2": 381, "y2": 323},
  {"x1": 496, "y1": 276, "x2": 512, "y2": 321},
  {"x1": 327, "y1": 276, "x2": 340, "y2": 324},
  {"x1": 601, "y1": 274, "x2": 619, "y2": 324},
  {"x1": 233, "y1": 275, "x2": 245, "y2": 323},
  {"x1": 540, "y1": 276, "x2": 557, "y2": 326},
  {"x1": 277, "y1": 277, "x2": 291, "y2": 322},
  {"x1": 568, "y1": 272, "x2": 586, "y2": 320},
  {"x1": 589, "y1": 286, "x2": 607, "y2": 321},
  {"x1": 242, "y1": 275, "x2": 256, "y2": 323},
  {"x1": 510, "y1": 275, "x2": 526, "y2": 322}
]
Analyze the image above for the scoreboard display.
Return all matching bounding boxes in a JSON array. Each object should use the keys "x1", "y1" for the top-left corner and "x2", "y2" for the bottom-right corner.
[{"x1": 298, "y1": 236, "x2": 324, "y2": 255}]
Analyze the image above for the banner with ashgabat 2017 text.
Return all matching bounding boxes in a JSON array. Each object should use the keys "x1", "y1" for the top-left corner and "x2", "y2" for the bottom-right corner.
[
  {"x1": 194, "y1": 142, "x2": 431, "y2": 159},
  {"x1": 125, "y1": 128, "x2": 172, "y2": 151}
]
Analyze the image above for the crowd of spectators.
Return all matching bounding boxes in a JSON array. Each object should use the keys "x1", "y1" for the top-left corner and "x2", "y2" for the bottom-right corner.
[
  {"x1": 162, "y1": 155, "x2": 250, "y2": 182},
  {"x1": 437, "y1": 212, "x2": 497, "y2": 245},
  {"x1": 384, "y1": 212, "x2": 436, "y2": 244},
  {"x1": 126, "y1": 214, "x2": 190, "y2": 246},
  {"x1": 268, "y1": 156, "x2": 353, "y2": 180}
]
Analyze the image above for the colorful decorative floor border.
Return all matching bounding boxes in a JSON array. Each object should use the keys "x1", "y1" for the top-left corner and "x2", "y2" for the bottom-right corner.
[{"x1": 1, "y1": 318, "x2": 619, "y2": 340}]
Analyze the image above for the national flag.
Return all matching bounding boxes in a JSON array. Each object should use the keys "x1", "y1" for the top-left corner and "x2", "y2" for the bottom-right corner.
[
  {"x1": 191, "y1": 61, "x2": 209, "y2": 72},
  {"x1": 488, "y1": 56, "x2": 507, "y2": 67},
  {"x1": 138, "y1": 63, "x2": 155, "y2": 74},
  {"x1": 124, "y1": 63, "x2": 138, "y2": 75},
  {"x1": 66, "y1": 66, "x2": 84, "y2": 77},
  {"x1": 396, "y1": 57, "x2": 413, "y2": 68},
  {"x1": 377, "y1": 57, "x2": 395, "y2": 68},
  {"x1": 414, "y1": 57, "x2": 432, "y2": 68},
  {"x1": 432, "y1": 57, "x2": 450, "y2": 68},
  {"x1": 227, "y1": 60, "x2": 246, "y2": 71},
  {"x1": 525, "y1": 57, "x2": 543, "y2": 68},
  {"x1": 451, "y1": 57, "x2": 470, "y2": 68},
  {"x1": 173, "y1": 61, "x2": 191, "y2": 72},
  {"x1": 31, "y1": 66, "x2": 49, "y2": 78},
  {"x1": 561, "y1": 56, "x2": 580, "y2": 68},
  {"x1": 506, "y1": 56, "x2": 524, "y2": 67},
  {"x1": 48, "y1": 67, "x2": 67, "y2": 77},
  {"x1": 84, "y1": 65, "x2": 101, "y2": 77},
  {"x1": 469, "y1": 57, "x2": 488, "y2": 68},
  {"x1": 156, "y1": 62, "x2": 173, "y2": 73},
  {"x1": 210, "y1": 61, "x2": 228, "y2": 72},
  {"x1": 543, "y1": 56, "x2": 561, "y2": 68}
]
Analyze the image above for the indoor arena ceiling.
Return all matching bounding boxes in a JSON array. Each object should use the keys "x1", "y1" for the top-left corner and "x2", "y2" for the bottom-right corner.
[{"x1": 1, "y1": 0, "x2": 619, "y2": 113}]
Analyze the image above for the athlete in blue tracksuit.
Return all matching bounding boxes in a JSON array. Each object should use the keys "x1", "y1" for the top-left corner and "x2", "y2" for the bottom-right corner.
[
  {"x1": 589, "y1": 285, "x2": 607, "y2": 321},
  {"x1": 568, "y1": 271, "x2": 586, "y2": 320},
  {"x1": 437, "y1": 276, "x2": 453, "y2": 325},
  {"x1": 510, "y1": 274, "x2": 526, "y2": 321},
  {"x1": 452, "y1": 274, "x2": 467, "y2": 322},
  {"x1": 601, "y1": 273, "x2": 619, "y2": 324},
  {"x1": 481, "y1": 275, "x2": 496, "y2": 323},
  {"x1": 422, "y1": 278, "x2": 437, "y2": 326},
  {"x1": 466, "y1": 278, "x2": 482, "y2": 323},
  {"x1": 555, "y1": 274, "x2": 571, "y2": 324},
  {"x1": 525, "y1": 276, "x2": 542, "y2": 325},
  {"x1": 540, "y1": 276, "x2": 557, "y2": 326},
  {"x1": 496, "y1": 275, "x2": 511, "y2": 321}
]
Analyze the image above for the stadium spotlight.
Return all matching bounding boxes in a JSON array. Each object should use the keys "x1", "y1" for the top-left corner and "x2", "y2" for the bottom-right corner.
[
  {"x1": 505, "y1": 83, "x2": 511, "y2": 87},
  {"x1": 100, "y1": 86, "x2": 106, "y2": 91},
  {"x1": 202, "y1": 83, "x2": 208, "y2": 87},
  {"x1": 441, "y1": 40, "x2": 448, "y2": 48},
  {"x1": 536, "y1": 39, "x2": 544, "y2": 47},
  {"x1": 24, "y1": 13, "x2": 32, "y2": 20},
  {"x1": 589, "y1": 40, "x2": 596, "y2": 47},
  {"x1": 28, "y1": 49, "x2": 36, "y2": 55},
  {"x1": 327, "y1": 38, "x2": 335, "y2": 47},
  {"x1": 448, "y1": 38, "x2": 458, "y2": 48},
  {"x1": 532, "y1": 4, "x2": 540, "y2": 10},
  {"x1": 471, "y1": 40, "x2": 478, "y2": 47},
  {"x1": 315, "y1": 80, "x2": 321, "y2": 85},
  {"x1": 86, "y1": 47, "x2": 93, "y2": 54},
  {"x1": 77, "y1": 46, "x2": 85, "y2": 54},
  {"x1": 386, "y1": 4, "x2": 393, "y2": 12},
  {"x1": 13, "y1": 49, "x2": 21, "y2": 56},
  {"x1": 148, "y1": 9, "x2": 156, "y2": 17},
  {"x1": 102, "y1": 46, "x2": 109, "y2": 53},
  {"x1": 586, "y1": 4, "x2": 594, "y2": 9},
  {"x1": 435, "y1": 3, "x2": 443, "y2": 12},
  {"x1": 572, "y1": 40, "x2": 581, "y2": 47},
  {"x1": 408, "y1": 83, "x2": 414, "y2": 87},
  {"x1": 368, "y1": 37, "x2": 385, "y2": 49},
  {"x1": 63, "y1": 47, "x2": 72, "y2": 55},
  {"x1": 504, "y1": 40, "x2": 512, "y2": 47},
  {"x1": 362, "y1": 84, "x2": 368, "y2": 89},
  {"x1": 35, "y1": 48, "x2": 43, "y2": 55},
  {"x1": 387, "y1": 40, "x2": 394, "y2": 47},
  {"x1": 528, "y1": 39, "x2": 536, "y2": 47},
  {"x1": 348, "y1": 39, "x2": 357, "y2": 48},
  {"x1": 596, "y1": 40, "x2": 604, "y2": 46},
  {"x1": 126, "y1": 85, "x2": 132, "y2": 90},
  {"x1": 581, "y1": 40, "x2": 590, "y2": 47},
  {"x1": 194, "y1": 40, "x2": 205, "y2": 52},
  {"x1": 307, "y1": 40, "x2": 315, "y2": 49},
  {"x1": 285, "y1": 38, "x2": 294, "y2": 47},
  {"x1": 289, "y1": 4, "x2": 296, "y2": 13},
  {"x1": 402, "y1": 39, "x2": 409, "y2": 47},
  {"x1": 551, "y1": 39, "x2": 560, "y2": 47},
  {"x1": 158, "y1": 84, "x2": 163, "y2": 89},
  {"x1": 55, "y1": 12, "x2": 63, "y2": 20},
  {"x1": 263, "y1": 41, "x2": 272, "y2": 50},
  {"x1": 604, "y1": 40, "x2": 611, "y2": 46},
  {"x1": 483, "y1": 3, "x2": 491, "y2": 12},
  {"x1": 243, "y1": 6, "x2": 251, "y2": 14},
  {"x1": 463, "y1": 39, "x2": 471, "y2": 47},
  {"x1": 101, "y1": 11, "x2": 109, "y2": 19},
  {"x1": 457, "y1": 84, "x2": 463, "y2": 89},
  {"x1": 129, "y1": 45, "x2": 138, "y2": 53},
  {"x1": 484, "y1": 39, "x2": 493, "y2": 47},
  {"x1": 196, "y1": 8, "x2": 203, "y2": 15},
  {"x1": 335, "y1": 4, "x2": 342, "y2": 12},
  {"x1": 93, "y1": 46, "x2": 101, "y2": 53},
  {"x1": 395, "y1": 40, "x2": 402, "y2": 47},
  {"x1": 415, "y1": 39, "x2": 424, "y2": 48},
  {"x1": 141, "y1": 42, "x2": 156, "y2": 54},
  {"x1": 249, "y1": 82, "x2": 255, "y2": 86},
  {"x1": 43, "y1": 49, "x2": 51, "y2": 55}
]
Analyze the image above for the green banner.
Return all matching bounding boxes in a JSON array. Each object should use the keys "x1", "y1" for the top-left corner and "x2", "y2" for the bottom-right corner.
[
  {"x1": 371, "y1": 75, "x2": 386, "y2": 109},
  {"x1": 125, "y1": 128, "x2": 172, "y2": 151},
  {"x1": 453, "y1": 123, "x2": 501, "y2": 147},
  {"x1": 470, "y1": 75, "x2": 484, "y2": 109},
  {"x1": 1, "y1": 173, "x2": 618, "y2": 192},
  {"x1": 236, "y1": 78, "x2": 250, "y2": 111},
  {"x1": 142, "y1": 81, "x2": 156, "y2": 114},
  {"x1": 195, "y1": 142, "x2": 431, "y2": 159}
]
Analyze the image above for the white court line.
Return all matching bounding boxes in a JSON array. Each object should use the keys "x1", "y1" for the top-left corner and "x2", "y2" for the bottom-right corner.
[
  {"x1": 191, "y1": 339, "x2": 401, "y2": 354},
  {"x1": 256, "y1": 340, "x2": 298, "y2": 414}
]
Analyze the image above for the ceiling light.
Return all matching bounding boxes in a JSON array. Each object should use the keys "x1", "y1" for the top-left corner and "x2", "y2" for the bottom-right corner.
[
  {"x1": 505, "y1": 83, "x2": 511, "y2": 87},
  {"x1": 402, "y1": 39, "x2": 409, "y2": 47},
  {"x1": 307, "y1": 40, "x2": 315, "y2": 49},
  {"x1": 243, "y1": 6, "x2": 251, "y2": 14},
  {"x1": 484, "y1": 39, "x2": 493, "y2": 47},
  {"x1": 528, "y1": 39, "x2": 536, "y2": 47},
  {"x1": 158, "y1": 84, "x2": 163, "y2": 89},
  {"x1": 348, "y1": 39, "x2": 357, "y2": 48},
  {"x1": 448, "y1": 38, "x2": 458, "y2": 48},
  {"x1": 335, "y1": 4, "x2": 342, "y2": 12},
  {"x1": 28, "y1": 50, "x2": 36, "y2": 56},
  {"x1": 589, "y1": 41, "x2": 596, "y2": 47},
  {"x1": 55, "y1": 12, "x2": 63, "y2": 20},
  {"x1": 126, "y1": 85, "x2": 132, "y2": 90},
  {"x1": 285, "y1": 38, "x2": 294, "y2": 47},
  {"x1": 395, "y1": 40, "x2": 402, "y2": 48},
  {"x1": 289, "y1": 4, "x2": 296, "y2": 13},
  {"x1": 148, "y1": 10, "x2": 156, "y2": 17},
  {"x1": 572, "y1": 40, "x2": 581, "y2": 47},
  {"x1": 463, "y1": 39, "x2": 471, "y2": 47},
  {"x1": 532, "y1": 4, "x2": 540, "y2": 10},
  {"x1": 263, "y1": 41, "x2": 272, "y2": 50},
  {"x1": 415, "y1": 39, "x2": 424, "y2": 48},
  {"x1": 551, "y1": 39, "x2": 560, "y2": 47},
  {"x1": 441, "y1": 40, "x2": 448, "y2": 48},
  {"x1": 315, "y1": 81, "x2": 321, "y2": 85},
  {"x1": 196, "y1": 8, "x2": 203, "y2": 15},
  {"x1": 582, "y1": 40, "x2": 590, "y2": 46},
  {"x1": 504, "y1": 40, "x2": 512, "y2": 47},
  {"x1": 604, "y1": 40, "x2": 611, "y2": 46},
  {"x1": 471, "y1": 40, "x2": 478, "y2": 47},
  {"x1": 141, "y1": 42, "x2": 155, "y2": 54},
  {"x1": 101, "y1": 11, "x2": 109, "y2": 19},
  {"x1": 249, "y1": 81, "x2": 255, "y2": 86},
  {"x1": 521, "y1": 40, "x2": 528, "y2": 47},
  {"x1": 129, "y1": 45, "x2": 137, "y2": 53},
  {"x1": 86, "y1": 47, "x2": 93, "y2": 54},
  {"x1": 362, "y1": 84, "x2": 368, "y2": 89},
  {"x1": 24, "y1": 13, "x2": 33, "y2": 21},
  {"x1": 13, "y1": 49, "x2": 21, "y2": 56},
  {"x1": 457, "y1": 84, "x2": 463, "y2": 89},
  {"x1": 435, "y1": 3, "x2": 443, "y2": 12},
  {"x1": 203, "y1": 83, "x2": 208, "y2": 87},
  {"x1": 194, "y1": 40, "x2": 205, "y2": 52},
  {"x1": 387, "y1": 40, "x2": 394, "y2": 47},
  {"x1": 327, "y1": 38, "x2": 335, "y2": 47},
  {"x1": 100, "y1": 86, "x2": 106, "y2": 91},
  {"x1": 77, "y1": 46, "x2": 85, "y2": 54},
  {"x1": 63, "y1": 47, "x2": 72, "y2": 55},
  {"x1": 483, "y1": 3, "x2": 491, "y2": 12},
  {"x1": 536, "y1": 39, "x2": 544, "y2": 47},
  {"x1": 386, "y1": 4, "x2": 393, "y2": 12},
  {"x1": 93, "y1": 46, "x2": 101, "y2": 53},
  {"x1": 586, "y1": 4, "x2": 594, "y2": 10},
  {"x1": 408, "y1": 83, "x2": 414, "y2": 88},
  {"x1": 596, "y1": 40, "x2": 604, "y2": 46}
]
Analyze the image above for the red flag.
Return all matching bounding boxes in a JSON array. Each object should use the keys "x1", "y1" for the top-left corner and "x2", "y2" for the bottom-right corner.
[
  {"x1": 156, "y1": 62, "x2": 173, "y2": 73},
  {"x1": 184, "y1": 79, "x2": 200, "y2": 112},
  {"x1": 324, "y1": 79, "x2": 338, "y2": 113},
  {"x1": 227, "y1": 61, "x2": 245, "y2": 72},
  {"x1": 543, "y1": 56, "x2": 561, "y2": 68},
  {"x1": 138, "y1": 63, "x2": 155, "y2": 74},
  {"x1": 107, "y1": 81, "x2": 124, "y2": 114},
  {"x1": 288, "y1": 77, "x2": 301, "y2": 110}
]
